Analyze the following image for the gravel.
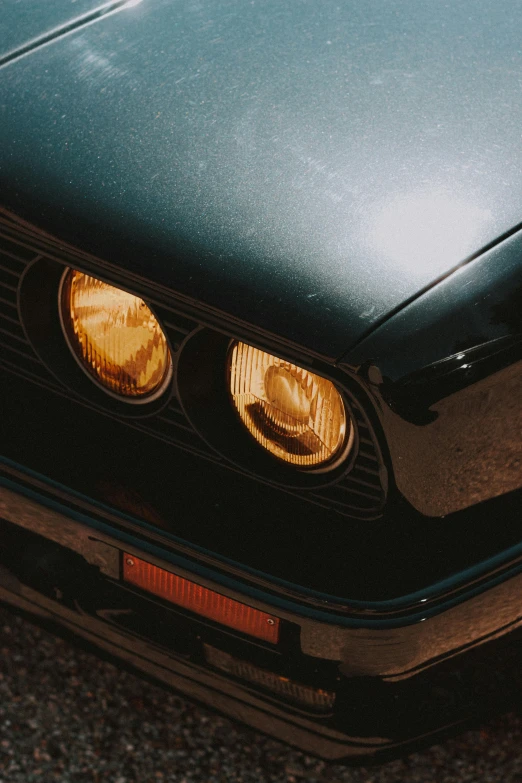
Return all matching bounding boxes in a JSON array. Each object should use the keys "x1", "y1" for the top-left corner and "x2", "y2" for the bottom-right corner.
[{"x1": 2, "y1": 607, "x2": 522, "y2": 783}]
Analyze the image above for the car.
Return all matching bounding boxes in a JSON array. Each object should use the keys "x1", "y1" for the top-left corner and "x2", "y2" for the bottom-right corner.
[{"x1": 1, "y1": 0, "x2": 521, "y2": 764}]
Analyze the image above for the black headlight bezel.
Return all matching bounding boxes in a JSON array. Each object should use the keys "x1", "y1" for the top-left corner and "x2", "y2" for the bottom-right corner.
[
  {"x1": 19, "y1": 258, "x2": 176, "y2": 419},
  {"x1": 176, "y1": 328, "x2": 361, "y2": 489},
  {"x1": 57, "y1": 266, "x2": 174, "y2": 406},
  {"x1": 226, "y1": 340, "x2": 356, "y2": 475}
]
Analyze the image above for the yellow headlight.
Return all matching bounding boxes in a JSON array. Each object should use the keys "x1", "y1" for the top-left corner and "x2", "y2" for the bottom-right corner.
[
  {"x1": 60, "y1": 269, "x2": 172, "y2": 401},
  {"x1": 228, "y1": 342, "x2": 352, "y2": 470}
]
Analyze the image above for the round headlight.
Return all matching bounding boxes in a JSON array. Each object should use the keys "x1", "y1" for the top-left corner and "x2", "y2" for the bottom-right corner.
[
  {"x1": 228, "y1": 342, "x2": 352, "y2": 470},
  {"x1": 59, "y1": 269, "x2": 172, "y2": 402}
]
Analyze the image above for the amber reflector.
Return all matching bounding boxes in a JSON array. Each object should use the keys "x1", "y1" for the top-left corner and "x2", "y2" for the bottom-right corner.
[
  {"x1": 60, "y1": 269, "x2": 171, "y2": 401},
  {"x1": 123, "y1": 555, "x2": 280, "y2": 643},
  {"x1": 228, "y1": 342, "x2": 351, "y2": 469},
  {"x1": 204, "y1": 645, "x2": 336, "y2": 713}
]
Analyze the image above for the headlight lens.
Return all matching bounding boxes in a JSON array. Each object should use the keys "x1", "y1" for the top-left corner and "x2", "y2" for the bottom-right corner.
[
  {"x1": 228, "y1": 342, "x2": 352, "y2": 470},
  {"x1": 60, "y1": 269, "x2": 172, "y2": 401}
]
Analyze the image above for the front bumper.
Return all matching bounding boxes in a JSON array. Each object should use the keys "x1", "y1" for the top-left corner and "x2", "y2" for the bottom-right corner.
[{"x1": 2, "y1": 476, "x2": 522, "y2": 762}]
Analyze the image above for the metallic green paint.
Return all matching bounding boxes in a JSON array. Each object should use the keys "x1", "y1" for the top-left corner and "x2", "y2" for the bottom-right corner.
[{"x1": 2, "y1": 0, "x2": 522, "y2": 357}]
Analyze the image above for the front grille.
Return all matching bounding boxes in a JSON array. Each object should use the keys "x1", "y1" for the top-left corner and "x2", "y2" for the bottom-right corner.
[
  {"x1": 0, "y1": 214, "x2": 386, "y2": 519},
  {"x1": 0, "y1": 239, "x2": 64, "y2": 392}
]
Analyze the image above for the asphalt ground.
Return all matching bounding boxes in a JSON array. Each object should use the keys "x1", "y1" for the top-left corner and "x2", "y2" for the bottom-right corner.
[{"x1": 2, "y1": 608, "x2": 522, "y2": 783}]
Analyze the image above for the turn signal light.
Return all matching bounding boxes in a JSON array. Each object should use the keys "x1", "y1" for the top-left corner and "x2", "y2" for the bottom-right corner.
[{"x1": 123, "y1": 554, "x2": 280, "y2": 643}]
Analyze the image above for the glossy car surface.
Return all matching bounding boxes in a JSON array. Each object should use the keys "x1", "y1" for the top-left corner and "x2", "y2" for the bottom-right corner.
[{"x1": 1, "y1": 0, "x2": 521, "y2": 762}]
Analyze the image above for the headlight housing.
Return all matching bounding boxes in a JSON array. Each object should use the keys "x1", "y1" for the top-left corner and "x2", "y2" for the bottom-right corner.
[
  {"x1": 228, "y1": 341, "x2": 353, "y2": 471},
  {"x1": 59, "y1": 269, "x2": 172, "y2": 402}
]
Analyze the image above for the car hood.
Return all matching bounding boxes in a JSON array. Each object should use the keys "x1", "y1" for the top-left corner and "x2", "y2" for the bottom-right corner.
[{"x1": 2, "y1": 0, "x2": 522, "y2": 359}]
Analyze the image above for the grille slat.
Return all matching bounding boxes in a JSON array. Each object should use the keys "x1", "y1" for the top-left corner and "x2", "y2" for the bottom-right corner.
[
  {"x1": 0, "y1": 232, "x2": 39, "y2": 261},
  {"x1": 358, "y1": 448, "x2": 380, "y2": 463},
  {"x1": 156, "y1": 413, "x2": 199, "y2": 434},
  {"x1": 160, "y1": 402, "x2": 187, "y2": 420},
  {"x1": 130, "y1": 418, "x2": 215, "y2": 457},
  {"x1": 0, "y1": 293, "x2": 17, "y2": 308},
  {"x1": 358, "y1": 435, "x2": 376, "y2": 448},
  {"x1": 1, "y1": 338, "x2": 42, "y2": 363},
  {"x1": 0, "y1": 323, "x2": 28, "y2": 344},
  {"x1": 329, "y1": 483, "x2": 383, "y2": 502},
  {"x1": 341, "y1": 471, "x2": 382, "y2": 492},
  {"x1": 313, "y1": 492, "x2": 380, "y2": 514},
  {"x1": 0, "y1": 311, "x2": 21, "y2": 326},
  {"x1": 0, "y1": 276, "x2": 18, "y2": 292},
  {"x1": 354, "y1": 462, "x2": 381, "y2": 478},
  {"x1": 0, "y1": 355, "x2": 62, "y2": 392},
  {"x1": 163, "y1": 319, "x2": 197, "y2": 335},
  {"x1": 0, "y1": 258, "x2": 24, "y2": 276}
]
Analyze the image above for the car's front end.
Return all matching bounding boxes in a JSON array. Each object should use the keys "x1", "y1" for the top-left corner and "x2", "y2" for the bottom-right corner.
[{"x1": 1, "y1": 0, "x2": 521, "y2": 762}]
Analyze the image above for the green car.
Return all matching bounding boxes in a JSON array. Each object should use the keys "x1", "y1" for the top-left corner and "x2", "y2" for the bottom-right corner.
[{"x1": 1, "y1": 0, "x2": 521, "y2": 762}]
